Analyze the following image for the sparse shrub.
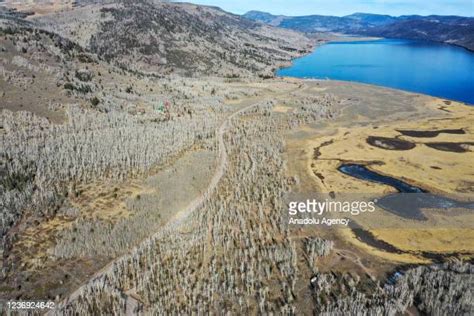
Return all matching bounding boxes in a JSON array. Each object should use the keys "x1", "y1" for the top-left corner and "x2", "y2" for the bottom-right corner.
[
  {"x1": 77, "y1": 54, "x2": 94, "y2": 63},
  {"x1": 75, "y1": 69, "x2": 93, "y2": 82},
  {"x1": 90, "y1": 97, "x2": 100, "y2": 107},
  {"x1": 64, "y1": 82, "x2": 75, "y2": 90}
]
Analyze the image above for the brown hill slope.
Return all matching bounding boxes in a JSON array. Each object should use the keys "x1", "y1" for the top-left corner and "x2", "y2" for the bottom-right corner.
[{"x1": 32, "y1": 0, "x2": 313, "y2": 77}]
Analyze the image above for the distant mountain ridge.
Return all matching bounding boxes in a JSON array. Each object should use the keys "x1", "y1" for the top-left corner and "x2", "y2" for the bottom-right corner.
[
  {"x1": 345, "y1": 13, "x2": 398, "y2": 26},
  {"x1": 244, "y1": 11, "x2": 474, "y2": 51}
]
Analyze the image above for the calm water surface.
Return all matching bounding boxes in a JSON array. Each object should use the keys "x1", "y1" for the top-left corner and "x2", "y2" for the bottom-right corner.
[
  {"x1": 277, "y1": 39, "x2": 474, "y2": 104},
  {"x1": 338, "y1": 164, "x2": 474, "y2": 221}
]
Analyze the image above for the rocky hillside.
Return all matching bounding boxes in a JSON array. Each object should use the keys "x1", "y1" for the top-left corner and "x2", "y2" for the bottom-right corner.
[
  {"x1": 31, "y1": 0, "x2": 313, "y2": 77},
  {"x1": 244, "y1": 11, "x2": 474, "y2": 51}
]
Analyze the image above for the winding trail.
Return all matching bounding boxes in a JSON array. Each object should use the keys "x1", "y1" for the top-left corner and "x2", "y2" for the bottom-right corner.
[{"x1": 49, "y1": 96, "x2": 270, "y2": 314}]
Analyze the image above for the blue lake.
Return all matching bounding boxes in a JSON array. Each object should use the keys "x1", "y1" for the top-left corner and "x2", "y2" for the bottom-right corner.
[{"x1": 277, "y1": 39, "x2": 474, "y2": 104}]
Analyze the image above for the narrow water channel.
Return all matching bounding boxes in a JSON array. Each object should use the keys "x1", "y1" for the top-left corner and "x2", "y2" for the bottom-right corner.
[{"x1": 338, "y1": 164, "x2": 474, "y2": 220}]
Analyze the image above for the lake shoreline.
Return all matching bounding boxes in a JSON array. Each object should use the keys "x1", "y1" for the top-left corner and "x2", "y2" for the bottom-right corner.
[
  {"x1": 283, "y1": 78, "x2": 474, "y2": 265},
  {"x1": 334, "y1": 34, "x2": 474, "y2": 52},
  {"x1": 276, "y1": 37, "x2": 474, "y2": 105}
]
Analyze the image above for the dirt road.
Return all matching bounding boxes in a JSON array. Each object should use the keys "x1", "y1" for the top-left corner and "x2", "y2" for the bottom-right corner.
[{"x1": 49, "y1": 96, "x2": 271, "y2": 314}]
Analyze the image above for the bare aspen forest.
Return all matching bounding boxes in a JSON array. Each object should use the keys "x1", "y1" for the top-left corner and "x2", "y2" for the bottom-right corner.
[{"x1": 1, "y1": 0, "x2": 473, "y2": 315}]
